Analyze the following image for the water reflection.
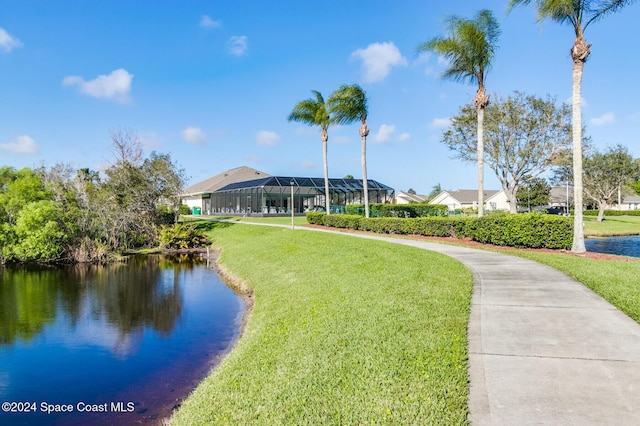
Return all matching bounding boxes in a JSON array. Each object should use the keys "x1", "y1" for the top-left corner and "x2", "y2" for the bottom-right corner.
[
  {"x1": 0, "y1": 254, "x2": 242, "y2": 425},
  {"x1": 0, "y1": 256, "x2": 186, "y2": 352},
  {"x1": 585, "y1": 235, "x2": 640, "y2": 258}
]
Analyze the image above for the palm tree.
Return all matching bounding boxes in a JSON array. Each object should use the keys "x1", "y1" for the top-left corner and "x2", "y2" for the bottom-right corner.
[
  {"x1": 288, "y1": 91, "x2": 332, "y2": 214},
  {"x1": 328, "y1": 84, "x2": 371, "y2": 217},
  {"x1": 429, "y1": 182, "x2": 442, "y2": 200},
  {"x1": 418, "y1": 9, "x2": 500, "y2": 217},
  {"x1": 508, "y1": 1, "x2": 635, "y2": 252}
]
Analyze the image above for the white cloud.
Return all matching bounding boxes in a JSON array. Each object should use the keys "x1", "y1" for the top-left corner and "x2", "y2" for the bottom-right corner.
[
  {"x1": 62, "y1": 68, "x2": 133, "y2": 103},
  {"x1": 199, "y1": 15, "x2": 221, "y2": 29},
  {"x1": 374, "y1": 124, "x2": 396, "y2": 143},
  {"x1": 431, "y1": 117, "x2": 451, "y2": 129},
  {"x1": 590, "y1": 112, "x2": 615, "y2": 126},
  {"x1": 0, "y1": 28, "x2": 22, "y2": 52},
  {"x1": 399, "y1": 132, "x2": 411, "y2": 141},
  {"x1": 256, "y1": 130, "x2": 280, "y2": 147},
  {"x1": 350, "y1": 42, "x2": 407, "y2": 83},
  {"x1": 564, "y1": 96, "x2": 588, "y2": 108},
  {"x1": 226, "y1": 36, "x2": 248, "y2": 56},
  {"x1": 0, "y1": 135, "x2": 38, "y2": 154},
  {"x1": 182, "y1": 127, "x2": 206, "y2": 144}
]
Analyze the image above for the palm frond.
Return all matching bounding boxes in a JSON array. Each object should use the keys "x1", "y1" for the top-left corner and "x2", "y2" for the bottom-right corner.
[
  {"x1": 417, "y1": 9, "x2": 500, "y2": 87},
  {"x1": 288, "y1": 90, "x2": 331, "y2": 130},
  {"x1": 584, "y1": 0, "x2": 637, "y2": 30},
  {"x1": 327, "y1": 84, "x2": 368, "y2": 125}
]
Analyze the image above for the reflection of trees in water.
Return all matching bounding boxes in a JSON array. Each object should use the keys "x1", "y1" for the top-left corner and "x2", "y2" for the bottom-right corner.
[
  {"x1": 0, "y1": 255, "x2": 199, "y2": 347},
  {"x1": 0, "y1": 265, "x2": 61, "y2": 344},
  {"x1": 92, "y1": 255, "x2": 183, "y2": 337}
]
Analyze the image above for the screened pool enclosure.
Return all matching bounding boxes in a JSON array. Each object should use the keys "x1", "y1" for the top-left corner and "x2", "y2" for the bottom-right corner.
[{"x1": 200, "y1": 176, "x2": 395, "y2": 216}]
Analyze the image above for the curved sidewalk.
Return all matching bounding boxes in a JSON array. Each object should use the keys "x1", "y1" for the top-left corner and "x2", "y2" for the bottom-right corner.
[{"x1": 303, "y1": 227, "x2": 640, "y2": 425}]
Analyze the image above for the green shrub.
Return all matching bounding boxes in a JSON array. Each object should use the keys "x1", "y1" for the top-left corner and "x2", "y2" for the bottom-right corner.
[
  {"x1": 345, "y1": 203, "x2": 448, "y2": 218},
  {"x1": 323, "y1": 214, "x2": 361, "y2": 229},
  {"x1": 158, "y1": 223, "x2": 210, "y2": 249},
  {"x1": 467, "y1": 213, "x2": 572, "y2": 249},
  {"x1": 306, "y1": 212, "x2": 326, "y2": 225},
  {"x1": 407, "y1": 217, "x2": 472, "y2": 238},
  {"x1": 358, "y1": 217, "x2": 406, "y2": 234},
  {"x1": 312, "y1": 212, "x2": 572, "y2": 249},
  {"x1": 345, "y1": 204, "x2": 364, "y2": 215},
  {"x1": 10, "y1": 200, "x2": 68, "y2": 261}
]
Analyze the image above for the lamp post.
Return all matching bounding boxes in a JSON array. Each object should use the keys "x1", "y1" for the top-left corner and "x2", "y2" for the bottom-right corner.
[{"x1": 290, "y1": 180, "x2": 295, "y2": 230}]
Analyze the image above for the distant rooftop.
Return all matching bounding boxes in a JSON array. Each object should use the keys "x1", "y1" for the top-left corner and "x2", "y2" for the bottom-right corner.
[{"x1": 183, "y1": 166, "x2": 270, "y2": 195}]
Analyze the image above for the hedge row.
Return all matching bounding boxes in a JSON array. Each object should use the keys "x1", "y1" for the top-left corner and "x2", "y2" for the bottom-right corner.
[
  {"x1": 583, "y1": 209, "x2": 640, "y2": 217},
  {"x1": 306, "y1": 212, "x2": 573, "y2": 249},
  {"x1": 345, "y1": 203, "x2": 448, "y2": 218}
]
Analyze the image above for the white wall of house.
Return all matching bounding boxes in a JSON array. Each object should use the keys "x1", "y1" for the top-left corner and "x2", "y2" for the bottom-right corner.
[
  {"x1": 486, "y1": 191, "x2": 510, "y2": 211},
  {"x1": 430, "y1": 190, "x2": 509, "y2": 211},
  {"x1": 617, "y1": 196, "x2": 640, "y2": 210},
  {"x1": 182, "y1": 195, "x2": 202, "y2": 211},
  {"x1": 429, "y1": 192, "x2": 463, "y2": 210},
  {"x1": 395, "y1": 192, "x2": 428, "y2": 204}
]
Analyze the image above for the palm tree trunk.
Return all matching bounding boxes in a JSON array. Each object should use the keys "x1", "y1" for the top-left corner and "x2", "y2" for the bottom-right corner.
[
  {"x1": 477, "y1": 106, "x2": 485, "y2": 217},
  {"x1": 571, "y1": 38, "x2": 588, "y2": 253},
  {"x1": 360, "y1": 121, "x2": 370, "y2": 218},
  {"x1": 321, "y1": 129, "x2": 330, "y2": 214}
]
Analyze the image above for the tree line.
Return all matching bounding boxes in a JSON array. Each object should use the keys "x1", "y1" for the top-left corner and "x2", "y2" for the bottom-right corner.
[
  {"x1": 290, "y1": 2, "x2": 636, "y2": 253},
  {"x1": 0, "y1": 129, "x2": 187, "y2": 264},
  {"x1": 419, "y1": 1, "x2": 636, "y2": 253}
]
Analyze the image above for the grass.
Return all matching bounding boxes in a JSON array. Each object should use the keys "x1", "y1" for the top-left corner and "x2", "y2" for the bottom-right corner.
[
  {"x1": 584, "y1": 215, "x2": 640, "y2": 237},
  {"x1": 171, "y1": 222, "x2": 473, "y2": 425},
  {"x1": 186, "y1": 215, "x2": 310, "y2": 226},
  {"x1": 171, "y1": 215, "x2": 640, "y2": 424}
]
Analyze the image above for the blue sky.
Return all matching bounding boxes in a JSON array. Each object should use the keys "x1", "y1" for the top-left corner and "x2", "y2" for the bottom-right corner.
[{"x1": 1, "y1": 0, "x2": 639, "y2": 194}]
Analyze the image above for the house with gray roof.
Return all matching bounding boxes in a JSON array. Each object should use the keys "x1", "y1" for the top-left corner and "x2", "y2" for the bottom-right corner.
[
  {"x1": 429, "y1": 189, "x2": 509, "y2": 212},
  {"x1": 181, "y1": 166, "x2": 395, "y2": 216}
]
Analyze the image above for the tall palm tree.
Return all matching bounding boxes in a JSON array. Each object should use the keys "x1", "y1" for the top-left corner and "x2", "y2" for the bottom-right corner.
[
  {"x1": 288, "y1": 90, "x2": 332, "y2": 214},
  {"x1": 509, "y1": 1, "x2": 636, "y2": 252},
  {"x1": 418, "y1": 9, "x2": 500, "y2": 217},
  {"x1": 328, "y1": 84, "x2": 371, "y2": 217}
]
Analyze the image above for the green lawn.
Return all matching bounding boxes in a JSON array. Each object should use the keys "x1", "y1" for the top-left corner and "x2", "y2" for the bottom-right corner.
[
  {"x1": 188, "y1": 215, "x2": 310, "y2": 226},
  {"x1": 171, "y1": 215, "x2": 640, "y2": 425},
  {"x1": 584, "y1": 215, "x2": 640, "y2": 237},
  {"x1": 171, "y1": 222, "x2": 472, "y2": 425}
]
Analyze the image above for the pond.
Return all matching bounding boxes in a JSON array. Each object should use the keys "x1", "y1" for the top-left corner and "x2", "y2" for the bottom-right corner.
[
  {"x1": 585, "y1": 235, "x2": 640, "y2": 258},
  {"x1": 0, "y1": 254, "x2": 243, "y2": 426}
]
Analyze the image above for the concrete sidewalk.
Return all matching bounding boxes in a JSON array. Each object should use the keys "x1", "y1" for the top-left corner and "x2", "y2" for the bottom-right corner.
[{"x1": 301, "y1": 227, "x2": 640, "y2": 425}]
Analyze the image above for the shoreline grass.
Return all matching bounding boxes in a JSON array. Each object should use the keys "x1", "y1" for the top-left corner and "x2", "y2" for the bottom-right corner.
[
  {"x1": 172, "y1": 216, "x2": 640, "y2": 425},
  {"x1": 171, "y1": 223, "x2": 473, "y2": 425}
]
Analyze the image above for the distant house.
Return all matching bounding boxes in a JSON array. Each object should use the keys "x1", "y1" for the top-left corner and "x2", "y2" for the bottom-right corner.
[
  {"x1": 549, "y1": 186, "x2": 572, "y2": 207},
  {"x1": 395, "y1": 191, "x2": 429, "y2": 204},
  {"x1": 429, "y1": 189, "x2": 509, "y2": 212},
  {"x1": 181, "y1": 166, "x2": 271, "y2": 214},
  {"x1": 618, "y1": 195, "x2": 640, "y2": 211},
  {"x1": 181, "y1": 166, "x2": 395, "y2": 216}
]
